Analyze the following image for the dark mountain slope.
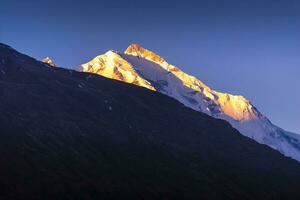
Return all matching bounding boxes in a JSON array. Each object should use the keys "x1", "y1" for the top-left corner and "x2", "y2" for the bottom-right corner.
[{"x1": 0, "y1": 43, "x2": 299, "y2": 200}]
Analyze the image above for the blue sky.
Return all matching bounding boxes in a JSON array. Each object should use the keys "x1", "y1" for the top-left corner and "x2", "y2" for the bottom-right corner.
[{"x1": 1, "y1": 0, "x2": 299, "y2": 133}]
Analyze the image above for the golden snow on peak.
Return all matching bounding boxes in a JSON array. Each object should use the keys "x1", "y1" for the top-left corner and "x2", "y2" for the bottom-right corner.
[
  {"x1": 42, "y1": 57, "x2": 56, "y2": 67},
  {"x1": 82, "y1": 44, "x2": 259, "y2": 122},
  {"x1": 125, "y1": 44, "x2": 257, "y2": 121},
  {"x1": 125, "y1": 44, "x2": 166, "y2": 64},
  {"x1": 81, "y1": 50, "x2": 155, "y2": 91}
]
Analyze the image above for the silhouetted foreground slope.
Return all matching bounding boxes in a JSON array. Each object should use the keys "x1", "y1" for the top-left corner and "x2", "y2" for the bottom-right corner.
[{"x1": 0, "y1": 43, "x2": 300, "y2": 200}]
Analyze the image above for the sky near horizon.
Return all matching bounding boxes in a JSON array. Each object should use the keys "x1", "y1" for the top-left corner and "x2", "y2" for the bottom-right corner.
[{"x1": 1, "y1": 0, "x2": 299, "y2": 133}]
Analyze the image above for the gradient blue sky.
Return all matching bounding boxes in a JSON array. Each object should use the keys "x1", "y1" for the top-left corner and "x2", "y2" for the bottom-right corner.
[{"x1": 1, "y1": 0, "x2": 299, "y2": 133}]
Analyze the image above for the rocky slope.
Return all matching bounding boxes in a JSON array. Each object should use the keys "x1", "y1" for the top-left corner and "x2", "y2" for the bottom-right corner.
[{"x1": 1, "y1": 42, "x2": 300, "y2": 199}]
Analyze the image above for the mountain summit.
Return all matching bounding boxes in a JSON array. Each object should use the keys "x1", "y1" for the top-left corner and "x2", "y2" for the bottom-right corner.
[
  {"x1": 81, "y1": 50, "x2": 154, "y2": 90},
  {"x1": 125, "y1": 44, "x2": 167, "y2": 64},
  {"x1": 80, "y1": 43, "x2": 300, "y2": 161},
  {"x1": 42, "y1": 57, "x2": 56, "y2": 67}
]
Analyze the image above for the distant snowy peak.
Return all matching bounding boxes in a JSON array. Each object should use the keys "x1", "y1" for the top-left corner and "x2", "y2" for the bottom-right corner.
[
  {"x1": 79, "y1": 43, "x2": 300, "y2": 162},
  {"x1": 80, "y1": 44, "x2": 263, "y2": 122},
  {"x1": 81, "y1": 50, "x2": 155, "y2": 91},
  {"x1": 42, "y1": 57, "x2": 56, "y2": 67}
]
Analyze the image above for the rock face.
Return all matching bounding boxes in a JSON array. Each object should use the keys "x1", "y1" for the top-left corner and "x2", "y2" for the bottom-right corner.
[
  {"x1": 80, "y1": 43, "x2": 300, "y2": 162},
  {"x1": 42, "y1": 57, "x2": 56, "y2": 67}
]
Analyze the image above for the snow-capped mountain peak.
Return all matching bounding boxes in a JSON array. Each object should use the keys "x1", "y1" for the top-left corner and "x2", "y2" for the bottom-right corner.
[
  {"x1": 79, "y1": 44, "x2": 300, "y2": 162},
  {"x1": 42, "y1": 57, "x2": 56, "y2": 67},
  {"x1": 81, "y1": 50, "x2": 155, "y2": 90}
]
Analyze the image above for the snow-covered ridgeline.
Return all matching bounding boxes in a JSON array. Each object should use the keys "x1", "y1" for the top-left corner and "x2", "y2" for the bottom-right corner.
[{"x1": 79, "y1": 44, "x2": 300, "y2": 162}]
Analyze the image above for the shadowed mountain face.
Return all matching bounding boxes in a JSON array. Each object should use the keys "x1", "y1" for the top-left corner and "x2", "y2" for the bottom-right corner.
[{"x1": 1, "y1": 42, "x2": 300, "y2": 200}]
